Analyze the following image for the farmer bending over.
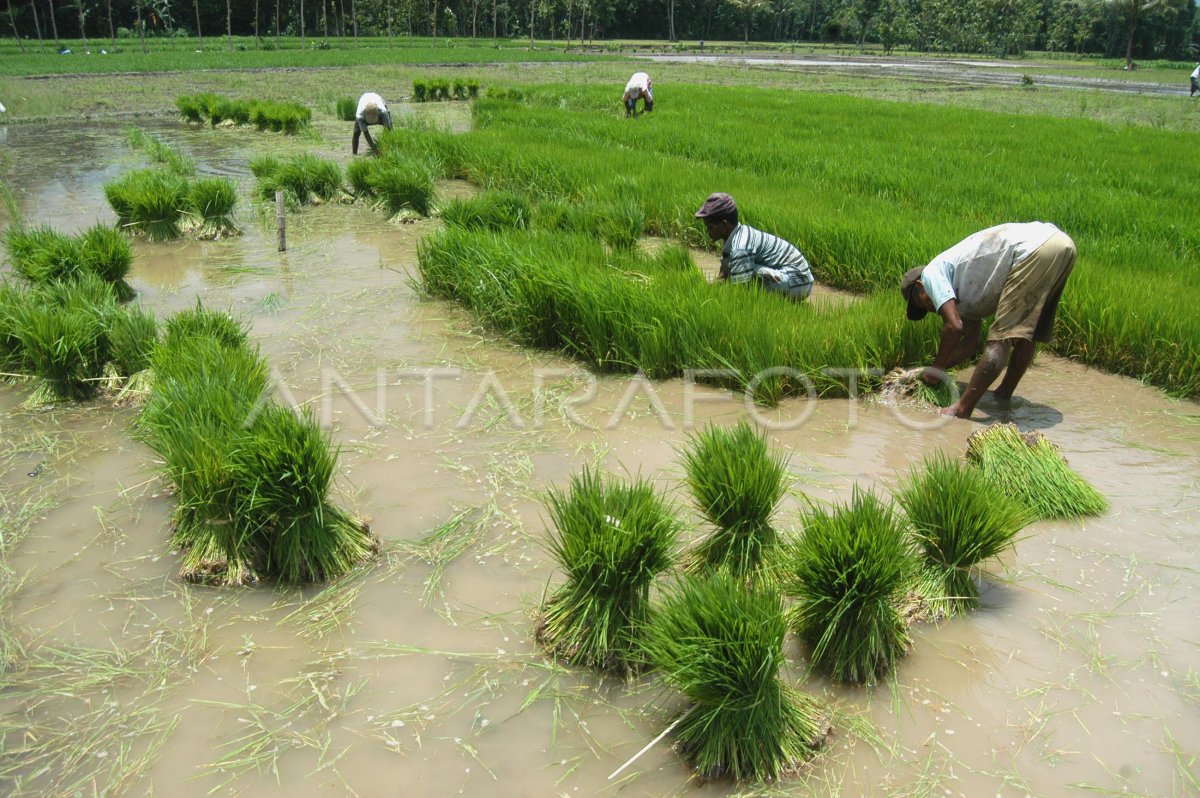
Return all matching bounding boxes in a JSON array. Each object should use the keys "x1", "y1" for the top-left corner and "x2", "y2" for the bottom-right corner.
[
  {"x1": 694, "y1": 192, "x2": 814, "y2": 301},
  {"x1": 901, "y1": 222, "x2": 1076, "y2": 420},
  {"x1": 352, "y1": 92, "x2": 393, "y2": 156},
  {"x1": 623, "y1": 72, "x2": 654, "y2": 116}
]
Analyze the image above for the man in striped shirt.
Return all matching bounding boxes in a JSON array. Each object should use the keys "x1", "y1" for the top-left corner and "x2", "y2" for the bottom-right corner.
[{"x1": 694, "y1": 192, "x2": 815, "y2": 301}]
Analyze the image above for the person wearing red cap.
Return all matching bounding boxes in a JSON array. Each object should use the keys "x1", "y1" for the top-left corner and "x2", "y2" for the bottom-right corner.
[
  {"x1": 694, "y1": 192, "x2": 814, "y2": 301},
  {"x1": 900, "y1": 222, "x2": 1076, "y2": 419}
]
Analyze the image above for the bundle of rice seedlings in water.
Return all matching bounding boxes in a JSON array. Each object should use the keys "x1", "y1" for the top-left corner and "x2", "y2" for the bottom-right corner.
[
  {"x1": 108, "y1": 304, "x2": 158, "y2": 378},
  {"x1": 782, "y1": 488, "x2": 915, "y2": 684},
  {"x1": 104, "y1": 169, "x2": 189, "y2": 241},
  {"x1": 466, "y1": 78, "x2": 481, "y2": 98},
  {"x1": 14, "y1": 275, "x2": 117, "y2": 401},
  {"x1": 346, "y1": 159, "x2": 376, "y2": 197},
  {"x1": 641, "y1": 574, "x2": 828, "y2": 781},
  {"x1": 896, "y1": 451, "x2": 1032, "y2": 619},
  {"x1": 965, "y1": 423, "x2": 1107, "y2": 519},
  {"x1": 0, "y1": 281, "x2": 29, "y2": 377},
  {"x1": 77, "y1": 223, "x2": 135, "y2": 301},
  {"x1": 440, "y1": 191, "x2": 530, "y2": 231},
  {"x1": 335, "y1": 97, "x2": 357, "y2": 121},
  {"x1": 176, "y1": 94, "x2": 205, "y2": 123},
  {"x1": 412, "y1": 80, "x2": 429, "y2": 102},
  {"x1": 682, "y1": 421, "x2": 788, "y2": 579},
  {"x1": 536, "y1": 468, "x2": 679, "y2": 675},
  {"x1": 160, "y1": 302, "x2": 250, "y2": 352},
  {"x1": 3, "y1": 224, "x2": 82, "y2": 284},
  {"x1": 369, "y1": 160, "x2": 434, "y2": 217},
  {"x1": 139, "y1": 336, "x2": 271, "y2": 585},
  {"x1": 452, "y1": 79, "x2": 467, "y2": 100},
  {"x1": 126, "y1": 128, "x2": 195, "y2": 176},
  {"x1": 186, "y1": 177, "x2": 240, "y2": 239},
  {"x1": 248, "y1": 154, "x2": 282, "y2": 179},
  {"x1": 256, "y1": 154, "x2": 342, "y2": 206},
  {"x1": 878, "y1": 368, "x2": 957, "y2": 408},
  {"x1": 234, "y1": 404, "x2": 376, "y2": 583}
]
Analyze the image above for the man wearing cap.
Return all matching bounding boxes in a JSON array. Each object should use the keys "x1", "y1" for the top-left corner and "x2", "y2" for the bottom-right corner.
[
  {"x1": 694, "y1": 192, "x2": 815, "y2": 301},
  {"x1": 901, "y1": 222, "x2": 1076, "y2": 419},
  {"x1": 623, "y1": 72, "x2": 654, "y2": 116},
  {"x1": 352, "y1": 92, "x2": 393, "y2": 156}
]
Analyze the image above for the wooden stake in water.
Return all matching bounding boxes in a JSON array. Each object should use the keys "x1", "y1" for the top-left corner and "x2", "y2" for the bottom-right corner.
[{"x1": 275, "y1": 190, "x2": 286, "y2": 252}]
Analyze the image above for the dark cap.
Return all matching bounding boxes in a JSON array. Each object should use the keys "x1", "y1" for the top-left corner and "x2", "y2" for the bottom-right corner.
[
  {"x1": 900, "y1": 266, "x2": 928, "y2": 321},
  {"x1": 694, "y1": 192, "x2": 737, "y2": 219}
]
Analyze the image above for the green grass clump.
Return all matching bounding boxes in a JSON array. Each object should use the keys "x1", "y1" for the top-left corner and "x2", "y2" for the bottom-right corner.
[
  {"x1": 782, "y1": 489, "x2": 914, "y2": 684},
  {"x1": 895, "y1": 451, "x2": 1032, "y2": 618},
  {"x1": 335, "y1": 97, "x2": 357, "y2": 121},
  {"x1": 12, "y1": 275, "x2": 117, "y2": 401},
  {"x1": 440, "y1": 191, "x2": 530, "y2": 231},
  {"x1": 107, "y1": 304, "x2": 158, "y2": 377},
  {"x1": 186, "y1": 177, "x2": 240, "y2": 238},
  {"x1": 126, "y1": 127, "x2": 195, "y2": 176},
  {"x1": 964, "y1": 423, "x2": 1107, "y2": 519},
  {"x1": 682, "y1": 421, "x2": 788, "y2": 579},
  {"x1": 536, "y1": 468, "x2": 679, "y2": 675},
  {"x1": 104, "y1": 168, "x2": 189, "y2": 241},
  {"x1": 368, "y1": 160, "x2": 434, "y2": 217},
  {"x1": 254, "y1": 154, "x2": 343, "y2": 206},
  {"x1": 345, "y1": 159, "x2": 376, "y2": 197},
  {"x1": 641, "y1": 574, "x2": 827, "y2": 781}
]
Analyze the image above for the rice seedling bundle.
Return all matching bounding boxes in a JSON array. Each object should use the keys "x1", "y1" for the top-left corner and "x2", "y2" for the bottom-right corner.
[
  {"x1": 160, "y1": 301, "x2": 250, "y2": 352},
  {"x1": 248, "y1": 154, "x2": 282, "y2": 179},
  {"x1": 440, "y1": 191, "x2": 530, "y2": 231},
  {"x1": 175, "y1": 94, "x2": 205, "y2": 123},
  {"x1": 0, "y1": 281, "x2": 28, "y2": 375},
  {"x1": 186, "y1": 177, "x2": 240, "y2": 239},
  {"x1": 4, "y1": 225, "x2": 82, "y2": 283},
  {"x1": 335, "y1": 97, "x2": 357, "y2": 122},
  {"x1": 345, "y1": 159, "x2": 376, "y2": 197},
  {"x1": 682, "y1": 421, "x2": 788, "y2": 579},
  {"x1": 411, "y1": 79, "x2": 429, "y2": 102},
  {"x1": 174, "y1": 94, "x2": 310, "y2": 134},
  {"x1": 895, "y1": 451, "x2": 1032, "y2": 618},
  {"x1": 77, "y1": 223, "x2": 135, "y2": 301},
  {"x1": 107, "y1": 304, "x2": 158, "y2": 378},
  {"x1": 13, "y1": 275, "x2": 117, "y2": 401},
  {"x1": 452, "y1": 79, "x2": 467, "y2": 101},
  {"x1": 640, "y1": 574, "x2": 827, "y2": 781},
  {"x1": 125, "y1": 127, "x2": 195, "y2": 176},
  {"x1": 466, "y1": 79, "x2": 481, "y2": 99},
  {"x1": 254, "y1": 154, "x2": 343, "y2": 206},
  {"x1": 536, "y1": 468, "x2": 679, "y2": 675},
  {"x1": 368, "y1": 159, "x2": 434, "y2": 217},
  {"x1": 782, "y1": 488, "x2": 914, "y2": 683},
  {"x1": 104, "y1": 168, "x2": 189, "y2": 241},
  {"x1": 964, "y1": 423, "x2": 1107, "y2": 519}
]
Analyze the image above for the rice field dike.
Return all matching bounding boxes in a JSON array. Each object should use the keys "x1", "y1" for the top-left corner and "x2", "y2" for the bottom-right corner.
[{"x1": 390, "y1": 84, "x2": 1200, "y2": 400}]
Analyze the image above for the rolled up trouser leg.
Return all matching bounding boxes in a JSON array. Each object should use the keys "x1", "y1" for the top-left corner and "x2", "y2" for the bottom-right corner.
[{"x1": 988, "y1": 231, "x2": 1076, "y2": 343}]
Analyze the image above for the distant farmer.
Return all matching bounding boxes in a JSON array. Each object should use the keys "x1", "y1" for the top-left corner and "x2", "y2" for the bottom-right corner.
[
  {"x1": 1191, "y1": 64, "x2": 1199, "y2": 97},
  {"x1": 352, "y1": 92, "x2": 393, "y2": 156},
  {"x1": 623, "y1": 72, "x2": 654, "y2": 116},
  {"x1": 694, "y1": 192, "x2": 815, "y2": 301},
  {"x1": 900, "y1": 222, "x2": 1076, "y2": 420}
]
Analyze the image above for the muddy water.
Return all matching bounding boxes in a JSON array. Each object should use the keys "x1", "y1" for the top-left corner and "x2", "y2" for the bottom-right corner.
[{"x1": 2, "y1": 122, "x2": 1199, "y2": 798}]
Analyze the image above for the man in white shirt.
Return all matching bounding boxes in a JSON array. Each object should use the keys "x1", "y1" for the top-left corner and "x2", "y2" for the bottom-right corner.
[
  {"x1": 1190, "y1": 64, "x2": 1199, "y2": 97},
  {"x1": 622, "y1": 72, "x2": 654, "y2": 117},
  {"x1": 901, "y1": 222, "x2": 1076, "y2": 419},
  {"x1": 353, "y1": 92, "x2": 393, "y2": 155}
]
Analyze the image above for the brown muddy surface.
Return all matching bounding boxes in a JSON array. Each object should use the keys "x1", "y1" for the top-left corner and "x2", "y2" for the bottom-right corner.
[{"x1": 1, "y1": 121, "x2": 1198, "y2": 797}]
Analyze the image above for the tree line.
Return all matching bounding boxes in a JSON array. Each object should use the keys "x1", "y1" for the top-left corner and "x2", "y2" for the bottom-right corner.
[{"x1": 3, "y1": 0, "x2": 1197, "y2": 64}]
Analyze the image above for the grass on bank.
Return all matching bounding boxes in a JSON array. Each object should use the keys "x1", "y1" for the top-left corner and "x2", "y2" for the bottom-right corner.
[{"x1": 536, "y1": 468, "x2": 679, "y2": 676}]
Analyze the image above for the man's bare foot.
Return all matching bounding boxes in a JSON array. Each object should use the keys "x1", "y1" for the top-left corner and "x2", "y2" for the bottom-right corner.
[
  {"x1": 993, "y1": 388, "x2": 1014, "y2": 401},
  {"x1": 940, "y1": 404, "x2": 971, "y2": 419}
]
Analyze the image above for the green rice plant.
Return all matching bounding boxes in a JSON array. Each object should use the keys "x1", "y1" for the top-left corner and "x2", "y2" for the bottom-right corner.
[
  {"x1": 368, "y1": 160, "x2": 434, "y2": 217},
  {"x1": 175, "y1": 94, "x2": 205, "y2": 123},
  {"x1": 964, "y1": 423, "x2": 1107, "y2": 519},
  {"x1": 644, "y1": 243, "x2": 698, "y2": 273},
  {"x1": 412, "y1": 79, "x2": 429, "y2": 102},
  {"x1": 466, "y1": 78, "x2": 481, "y2": 99},
  {"x1": 536, "y1": 468, "x2": 679, "y2": 675},
  {"x1": 125, "y1": 127, "x2": 195, "y2": 176},
  {"x1": 345, "y1": 158, "x2": 376, "y2": 197},
  {"x1": 234, "y1": 404, "x2": 376, "y2": 584},
  {"x1": 895, "y1": 451, "x2": 1033, "y2": 618},
  {"x1": 103, "y1": 169, "x2": 189, "y2": 241},
  {"x1": 160, "y1": 302, "x2": 250, "y2": 353},
  {"x1": 77, "y1": 223, "x2": 135, "y2": 301},
  {"x1": 3, "y1": 224, "x2": 82, "y2": 284},
  {"x1": 335, "y1": 97, "x2": 357, "y2": 122},
  {"x1": 682, "y1": 421, "x2": 788, "y2": 579},
  {"x1": 640, "y1": 574, "x2": 827, "y2": 781},
  {"x1": 108, "y1": 304, "x2": 158, "y2": 378},
  {"x1": 782, "y1": 488, "x2": 915, "y2": 684},
  {"x1": 186, "y1": 177, "x2": 240, "y2": 238},
  {"x1": 595, "y1": 197, "x2": 645, "y2": 250},
  {"x1": 431, "y1": 78, "x2": 451, "y2": 101},
  {"x1": 12, "y1": 276, "x2": 116, "y2": 401},
  {"x1": 0, "y1": 281, "x2": 28, "y2": 376},
  {"x1": 255, "y1": 154, "x2": 343, "y2": 206},
  {"x1": 248, "y1": 154, "x2": 282, "y2": 179},
  {"x1": 452, "y1": 79, "x2": 467, "y2": 101},
  {"x1": 439, "y1": 191, "x2": 530, "y2": 231}
]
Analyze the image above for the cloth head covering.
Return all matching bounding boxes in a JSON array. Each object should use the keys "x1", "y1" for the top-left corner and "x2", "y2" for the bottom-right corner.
[
  {"x1": 900, "y1": 266, "x2": 929, "y2": 321},
  {"x1": 694, "y1": 192, "x2": 737, "y2": 219}
]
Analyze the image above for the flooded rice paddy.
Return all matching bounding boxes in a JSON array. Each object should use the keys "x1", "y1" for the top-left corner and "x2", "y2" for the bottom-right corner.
[{"x1": 1, "y1": 119, "x2": 1198, "y2": 797}]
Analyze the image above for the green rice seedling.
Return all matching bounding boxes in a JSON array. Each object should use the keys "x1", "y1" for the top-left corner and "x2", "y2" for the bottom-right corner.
[
  {"x1": 77, "y1": 223, "x2": 135, "y2": 301},
  {"x1": 896, "y1": 451, "x2": 1033, "y2": 618},
  {"x1": 682, "y1": 421, "x2": 788, "y2": 579},
  {"x1": 186, "y1": 177, "x2": 240, "y2": 238},
  {"x1": 782, "y1": 488, "x2": 915, "y2": 684},
  {"x1": 108, "y1": 304, "x2": 158, "y2": 378},
  {"x1": 0, "y1": 281, "x2": 28, "y2": 376},
  {"x1": 452, "y1": 79, "x2": 467, "y2": 101},
  {"x1": 466, "y1": 78, "x2": 481, "y2": 99},
  {"x1": 536, "y1": 468, "x2": 680, "y2": 675},
  {"x1": 13, "y1": 276, "x2": 116, "y2": 401},
  {"x1": 104, "y1": 169, "x2": 189, "y2": 241},
  {"x1": 412, "y1": 79, "x2": 429, "y2": 102},
  {"x1": 432, "y1": 79, "x2": 451, "y2": 101},
  {"x1": 234, "y1": 404, "x2": 376, "y2": 584},
  {"x1": 345, "y1": 159, "x2": 376, "y2": 197},
  {"x1": 256, "y1": 154, "x2": 342, "y2": 205},
  {"x1": 248, "y1": 154, "x2": 282, "y2": 179},
  {"x1": 595, "y1": 198, "x2": 645, "y2": 250},
  {"x1": 175, "y1": 94, "x2": 204, "y2": 123},
  {"x1": 3, "y1": 224, "x2": 81, "y2": 284},
  {"x1": 439, "y1": 191, "x2": 529, "y2": 231},
  {"x1": 335, "y1": 97, "x2": 357, "y2": 122},
  {"x1": 126, "y1": 127, "x2": 195, "y2": 176},
  {"x1": 369, "y1": 160, "x2": 434, "y2": 217},
  {"x1": 964, "y1": 423, "x2": 1107, "y2": 519},
  {"x1": 644, "y1": 243, "x2": 698, "y2": 274},
  {"x1": 640, "y1": 574, "x2": 827, "y2": 781},
  {"x1": 160, "y1": 302, "x2": 249, "y2": 353}
]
